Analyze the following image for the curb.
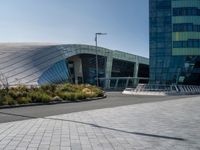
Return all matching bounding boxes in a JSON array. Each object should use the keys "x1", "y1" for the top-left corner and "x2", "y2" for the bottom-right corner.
[{"x1": 0, "y1": 95, "x2": 107, "y2": 109}]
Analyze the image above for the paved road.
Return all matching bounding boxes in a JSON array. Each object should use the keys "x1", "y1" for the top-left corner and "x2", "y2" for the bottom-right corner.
[
  {"x1": 0, "y1": 95, "x2": 200, "y2": 150},
  {"x1": 0, "y1": 92, "x2": 198, "y2": 123}
]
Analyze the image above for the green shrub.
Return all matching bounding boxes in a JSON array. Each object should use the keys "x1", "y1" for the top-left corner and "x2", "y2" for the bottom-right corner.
[
  {"x1": 40, "y1": 84, "x2": 55, "y2": 91},
  {"x1": 0, "y1": 89, "x2": 9, "y2": 97},
  {"x1": 57, "y1": 92, "x2": 69, "y2": 100},
  {"x1": 75, "y1": 92, "x2": 86, "y2": 100},
  {"x1": 28, "y1": 91, "x2": 39, "y2": 102},
  {"x1": 40, "y1": 94, "x2": 52, "y2": 103},
  {"x1": 57, "y1": 83, "x2": 77, "y2": 92},
  {"x1": 86, "y1": 93, "x2": 96, "y2": 98},
  {"x1": 15, "y1": 85, "x2": 29, "y2": 92},
  {"x1": 94, "y1": 89, "x2": 104, "y2": 97},
  {"x1": 29, "y1": 91, "x2": 52, "y2": 103},
  {"x1": 17, "y1": 97, "x2": 32, "y2": 104},
  {"x1": 58, "y1": 92, "x2": 77, "y2": 101},
  {"x1": 8, "y1": 90, "x2": 28, "y2": 99},
  {"x1": 89, "y1": 86, "x2": 104, "y2": 97},
  {"x1": 0, "y1": 83, "x2": 104, "y2": 106},
  {"x1": 56, "y1": 92, "x2": 66, "y2": 100},
  {"x1": 51, "y1": 96, "x2": 62, "y2": 101},
  {"x1": 69, "y1": 93, "x2": 76, "y2": 101},
  {"x1": 0, "y1": 95, "x2": 16, "y2": 105},
  {"x1": 40, "y1": 84, "x2": 56, "y2": 96}
]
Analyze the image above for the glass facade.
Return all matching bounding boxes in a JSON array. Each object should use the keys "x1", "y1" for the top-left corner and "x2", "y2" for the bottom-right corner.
[
  {"x1": 80, "y1": 54, "x2": 106, "y2": 86},
  {"x1": 138, "y1": 64, "x2": 149, "y2": 78},
  {"x1": 111, "y1": 59, "x2": 134, "y2": 77},
  {"x1": 66, "y1": 53, "x2": 149, "y2": 88},
  {"x1": 38, "y1": 60, "x2": 70, "y2": 85},
  {"x1": 150, "y1": 0, "x2": 200, "y2": 85},
  {"x1": 111, "y1": 59, "x2": 134, "y2": 88}
]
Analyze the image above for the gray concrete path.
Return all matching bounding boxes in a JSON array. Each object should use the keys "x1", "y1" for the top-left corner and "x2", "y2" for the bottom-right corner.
[
  {"x1": 0, "y1": 96, "x2": 200, "y2": 150},
  {"x1": 0, "y1": 92, "x2": 197, "y2": 123}
]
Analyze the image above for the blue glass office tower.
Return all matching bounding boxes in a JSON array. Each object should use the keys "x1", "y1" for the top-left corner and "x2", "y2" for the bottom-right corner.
[{"x1": 150, "y1": 0, "x2": 200, "y2": 85}]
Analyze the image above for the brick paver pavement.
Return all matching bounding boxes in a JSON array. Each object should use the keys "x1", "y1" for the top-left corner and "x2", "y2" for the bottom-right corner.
[{"x1": 0, "y1": 96, "x2": 200, "y2": 150}]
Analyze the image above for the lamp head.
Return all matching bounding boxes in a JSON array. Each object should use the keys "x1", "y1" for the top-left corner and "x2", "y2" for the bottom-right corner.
[{"x1": 96, "y1": 33, "x2": 107, "y2": 35}]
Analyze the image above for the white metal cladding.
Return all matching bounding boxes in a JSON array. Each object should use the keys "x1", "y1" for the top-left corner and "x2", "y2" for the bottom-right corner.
[
  {"x1": 59, "y1": 44, "x2": 149, "y2": 65},
  {"x1": 0, "y1": 43, "x2": 149, "y2": 85},
  {"x1": 0, "y1": 44, "x2": 65, "y2": 85}
]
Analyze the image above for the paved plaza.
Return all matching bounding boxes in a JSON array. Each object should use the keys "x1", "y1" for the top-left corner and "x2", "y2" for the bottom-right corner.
[{"x1": 0, "y1": 96, "x2": 200, "y2": 150}]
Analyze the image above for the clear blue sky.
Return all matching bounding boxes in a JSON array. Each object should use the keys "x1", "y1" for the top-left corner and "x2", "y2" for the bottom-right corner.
[{"x1": 0, "y1": 0, "x2": 149, "y2": 57}]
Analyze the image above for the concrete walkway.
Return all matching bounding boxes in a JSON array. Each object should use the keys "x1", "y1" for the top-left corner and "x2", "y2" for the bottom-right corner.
[{"x1": 0, "y1": 96, "x2": 200, "y2": 150}]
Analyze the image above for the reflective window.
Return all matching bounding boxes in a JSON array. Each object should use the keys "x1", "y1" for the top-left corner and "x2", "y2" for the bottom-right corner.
[
  {"x1": 173, "y1": 23, "x2": 200, "y2": 32},
  {"x1": 80, "y1": 54, "x2": 106, "y2": 86},
  {"x1": 173, "y1": 7, "x2": 200, "y2": 16},
  {"x1": 173, "y1": 40, "x2": 200, "y2": 48},
  {"x1": 111, "y1": 59, "x2": 134, "y2": 77}
]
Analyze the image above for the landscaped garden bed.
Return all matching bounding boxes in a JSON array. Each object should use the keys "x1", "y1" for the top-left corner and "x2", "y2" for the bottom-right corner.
[{"x1": 0, "y1": 83, "x2": 104, "y2": 106}]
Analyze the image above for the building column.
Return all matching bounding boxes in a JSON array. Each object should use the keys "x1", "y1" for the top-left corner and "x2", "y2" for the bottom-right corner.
[
  {"x1": 69, "y1": 56, "x2": 83, "y2": 84},
  {"x1": 114, "y1": 79, "x2": 119, "y2": 89},
  {"x1": 125, "y1": 78, "x2": 129, "y2": 88},
  {"x1": 133, "y1": 57, "x2": 139, "y2": 87},
  {"x1": 105, "y1": 52, "x2": 113, "y2": 89}
]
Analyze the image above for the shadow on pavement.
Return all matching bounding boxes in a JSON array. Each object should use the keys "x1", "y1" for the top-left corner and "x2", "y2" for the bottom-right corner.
[{"x1": 0, "y1": 111, "x2": 186, "y2": 141}]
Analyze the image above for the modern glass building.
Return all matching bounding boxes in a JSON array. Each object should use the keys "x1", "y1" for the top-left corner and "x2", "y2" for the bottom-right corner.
[
  {"x1": 150, "y1": 0, "x2": 200, "y2": 85},
  {"x1": 0, "y1": 43, "x2": 149, "y2": 89}
]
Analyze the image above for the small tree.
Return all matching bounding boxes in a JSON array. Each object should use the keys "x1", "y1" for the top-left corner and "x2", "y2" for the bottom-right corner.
[{"x1": 0, "y1": 72, "x2": 9, "y2": 91}]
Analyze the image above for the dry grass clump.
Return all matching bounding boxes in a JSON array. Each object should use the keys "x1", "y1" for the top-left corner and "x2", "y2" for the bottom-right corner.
[{"x1": 0, "y1": 83, "x2": 104, "y2": 106}]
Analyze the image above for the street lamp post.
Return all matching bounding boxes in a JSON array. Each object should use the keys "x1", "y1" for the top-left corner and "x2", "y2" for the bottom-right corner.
[{"x1": 95, "y1": 32, "x2": 107, "y2": 86}]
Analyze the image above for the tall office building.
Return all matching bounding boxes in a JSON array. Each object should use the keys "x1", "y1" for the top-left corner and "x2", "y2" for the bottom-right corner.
[{"x1": 150, "y1": 0, "x2": 200, "y2": 85}]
